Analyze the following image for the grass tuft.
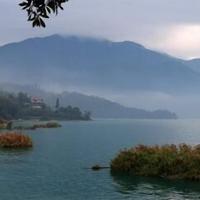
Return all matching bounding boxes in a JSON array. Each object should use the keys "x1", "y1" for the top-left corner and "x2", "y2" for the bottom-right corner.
[
  {"x1": 0, "y1": 132, "x2": 33, "y2": 148},
  {"x1": 111, "y1": 144, "x2": 200, "y2": 180}
]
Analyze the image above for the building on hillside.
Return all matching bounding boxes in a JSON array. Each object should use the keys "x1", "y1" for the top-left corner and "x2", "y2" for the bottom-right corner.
[
  {"x1": 0, "y1": 119, "x2": 8, "y2": 129},
  {"x1": 31, "y1": 96, "x2": 45, "y2": 109}
]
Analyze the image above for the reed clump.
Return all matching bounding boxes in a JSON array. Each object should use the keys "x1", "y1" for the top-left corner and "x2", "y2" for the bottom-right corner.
[
  {"x1": 0, "y1": 132, "x2": 33, "y2": 148},
  {"x1": 111, "y1": 144, "x2": 200, "y2": 180}
]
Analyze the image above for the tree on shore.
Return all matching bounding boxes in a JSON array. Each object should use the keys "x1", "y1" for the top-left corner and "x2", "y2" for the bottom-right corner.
[
  {"x1": 55, "y1": 97, "x2": 60, "y2": 110},
  {"x1": 19, "y1": 0, "x2": 69, "y2": 27},
  {"x1": 0, "y1": 92, "x2": 91, "y2": 121}
]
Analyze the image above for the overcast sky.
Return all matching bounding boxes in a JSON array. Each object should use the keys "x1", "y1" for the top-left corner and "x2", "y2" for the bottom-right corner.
[{"x1": 1, "y1": 0, "x2": 200, "y2": 58}]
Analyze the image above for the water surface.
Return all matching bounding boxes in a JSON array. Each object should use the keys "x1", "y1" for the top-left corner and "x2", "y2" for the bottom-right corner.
[{"x1": 1, "y1": 119, "x2": 200, "y2": 199}]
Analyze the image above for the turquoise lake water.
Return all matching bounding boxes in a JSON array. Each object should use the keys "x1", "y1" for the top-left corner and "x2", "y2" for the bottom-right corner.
[{"x1": 1, "y1": 119, "x2": 200, "y2": 199}]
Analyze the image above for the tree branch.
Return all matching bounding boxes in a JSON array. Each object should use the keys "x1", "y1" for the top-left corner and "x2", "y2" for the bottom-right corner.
[{"x1": 19, "y1": 0, "x2": 69, "y2": 27}]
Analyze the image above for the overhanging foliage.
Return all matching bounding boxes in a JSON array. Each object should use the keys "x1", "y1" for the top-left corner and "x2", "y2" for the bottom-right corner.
[{"x1": 19, "y1": 0, "x2": 69, "y2": 27}]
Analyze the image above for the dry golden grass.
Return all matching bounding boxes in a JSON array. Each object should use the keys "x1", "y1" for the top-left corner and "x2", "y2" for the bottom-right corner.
[{"x1": 0, "y1": 132, "x2": 33, "y2": 148}]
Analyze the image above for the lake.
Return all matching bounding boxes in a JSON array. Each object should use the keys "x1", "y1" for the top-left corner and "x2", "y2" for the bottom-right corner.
[{"x1": 1, "y1": 119, "x2": 200, "y2": 199}]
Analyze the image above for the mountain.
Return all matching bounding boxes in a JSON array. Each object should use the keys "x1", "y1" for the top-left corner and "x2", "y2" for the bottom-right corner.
[
  {"x1": 185, "y1": 59, "x2": 200, "y2": 73},
  {"x1": 0, "y1": 83, "x2": 177, "y2": 119},
  {"x1": 54, "y1": 91, "x2": 177, "y2": 119},
  {"x1": 0, "y1": 35, "x2": 200, "y2": 94}
]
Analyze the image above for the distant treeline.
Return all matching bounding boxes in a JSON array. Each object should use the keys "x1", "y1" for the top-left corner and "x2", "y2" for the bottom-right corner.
[{"x1": 0, "y1": 92, "x2": 91, "y2": 121}]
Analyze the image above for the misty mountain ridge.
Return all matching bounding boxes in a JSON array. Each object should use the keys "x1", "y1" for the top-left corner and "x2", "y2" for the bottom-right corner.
[
  {"x1": 0, "y1": 83, "x2": 177, "y2": 119},
  {"x1": 2, "y1": 35, "x2": 200, "y2": 117},
  {"x1": 0, "y1": 34, "x2": 200, "y2": 94}
]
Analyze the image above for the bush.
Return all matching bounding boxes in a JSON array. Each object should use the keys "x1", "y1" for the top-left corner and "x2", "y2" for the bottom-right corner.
[
  {"x1": 111, "y1": 144, "x2": 200, "y2": 180},
  {"x1": 0, "y1": 132, "x2": 33, "y2": 148},
  {"x1": 32, "y1": 122, "x2": 62, "y2": 129}
]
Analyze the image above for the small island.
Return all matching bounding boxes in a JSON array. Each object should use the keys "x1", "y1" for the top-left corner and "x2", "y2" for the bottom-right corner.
[
  {"x1": 14, "y1": 121, "x2": 62, "y2": 130},
  {"x1": 111, "y1": 144, "x2": 200, "y2": 181}
]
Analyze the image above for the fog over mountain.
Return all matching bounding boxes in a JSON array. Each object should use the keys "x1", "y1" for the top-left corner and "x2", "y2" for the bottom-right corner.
[
  {"x1": 0, "y1": 34, "x2": 199, "y2": 92},
  {"x1": 1, "y1": 35, "x2": 200, "y2": 117}
]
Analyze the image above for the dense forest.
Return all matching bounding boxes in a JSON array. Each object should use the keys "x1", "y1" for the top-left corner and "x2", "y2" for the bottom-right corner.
[{"x1": 0, "y1": 92, "x2": 91, "y2": 121}]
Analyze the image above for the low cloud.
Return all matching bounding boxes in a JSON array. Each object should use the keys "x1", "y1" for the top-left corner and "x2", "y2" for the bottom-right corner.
[{"x1": 145, "y1": 24, "x2": 200, "y2": 59}]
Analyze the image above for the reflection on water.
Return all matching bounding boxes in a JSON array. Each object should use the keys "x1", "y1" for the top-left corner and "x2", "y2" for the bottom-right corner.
[
  {"x1": 111, "y1": 173, "x2": 200, "y2": 199},
  {"x1": 0, "y1": 148, "x2": 32, "y2": 165}
]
